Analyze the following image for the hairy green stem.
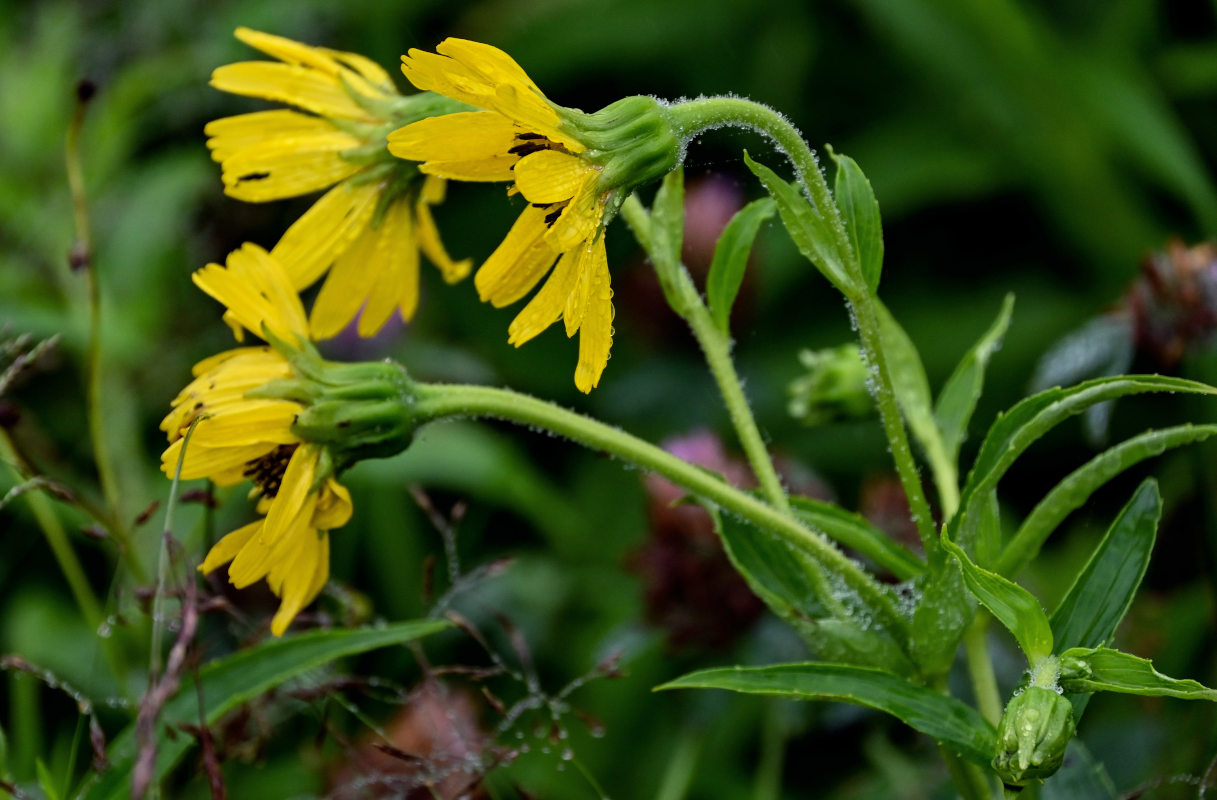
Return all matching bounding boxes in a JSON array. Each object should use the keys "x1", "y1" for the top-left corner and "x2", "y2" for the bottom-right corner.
[
  {"x1": 412, "y1": 382, "x2": 906, "y2": 635},
  {"x1": 666, "y1": 96, "x2": 941, "y2": 567},
  {"x1": 619, "y1": 194, "x2": 791, "y2": 514}
]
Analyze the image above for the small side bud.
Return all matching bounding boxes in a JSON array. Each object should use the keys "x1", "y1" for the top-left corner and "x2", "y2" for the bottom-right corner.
[
  {"x1": 992, "y1": 687, "x2": 1075, "y2": 787},
  {"x1": 787, "y1": 345, "x2": 874, "y2": 425}
]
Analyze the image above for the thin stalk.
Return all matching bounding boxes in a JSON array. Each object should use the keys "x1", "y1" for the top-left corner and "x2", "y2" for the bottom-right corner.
[
  {"x1": 0, "y1": 432, "x2": 128, "y2": 689},
  {"x1": 412, "y1": 382, "x2": 907, "y2": 636},
  {"x1": 150, "y1": 419, "x2": 200, "y2": 681},
  {"x1": 620, "y1": 195, "x2": 790, "y2": 514},
  {"x1": 654, "y1": 728, "x2": 701, "y2": 800},
  {"x1": 665, "y1": 97, "x2": 941, "y2": 567},
  {"x1": 66, "y1": 81, "x2": 140, "y2": 572},
  {"x1": 964, "y1": 617, "x2": 1002, "y2": 726},
  {"x1": 941, "y1": 746, "x2": 997, "y2": 800},
  {"x1": 752, "y1": 702, "x2": 786, "y2": 800}
]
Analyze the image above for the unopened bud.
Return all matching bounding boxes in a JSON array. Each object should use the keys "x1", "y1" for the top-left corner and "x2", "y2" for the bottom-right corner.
[{"x1": 992, "y1": 687, "x2": 1075, "y2": 786}]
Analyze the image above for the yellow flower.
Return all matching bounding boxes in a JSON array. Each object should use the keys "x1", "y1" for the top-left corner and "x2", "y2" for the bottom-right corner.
[
  {"x1": 162, "y1": 242, "x2": 351, "y2": 635},
  {"x1": 206, "y1": 27, "x2": 471, "y2": 339},
  {"x1": 388, "y1": 40, "x2": 683, "y2": 393}
]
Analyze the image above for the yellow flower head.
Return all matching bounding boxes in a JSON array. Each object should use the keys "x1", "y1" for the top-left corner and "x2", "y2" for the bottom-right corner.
[
  {"x1": 388, "y1": 40, "x2": 680, "y2": 393},
  {"x1": 206, "y1": 27, "x2": 472, "y2": 340},
  {"x1": 162, "y1": 242, "x2": 351, "y2": 635}
]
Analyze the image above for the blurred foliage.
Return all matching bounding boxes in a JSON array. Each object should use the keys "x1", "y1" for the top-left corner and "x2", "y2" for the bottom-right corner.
[{"x1": 2, "y1": 0, "x2": 1217, "y2": 797}]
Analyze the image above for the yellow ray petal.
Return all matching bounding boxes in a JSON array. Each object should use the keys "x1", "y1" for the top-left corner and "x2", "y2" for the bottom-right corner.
[
  {"x1": 386, "y1": 111, "x2": 518, "y2": 163},
  {"x1": 417, "y1": 158, "x2": 519, "y2": 182},
  {"x1": 573, "y1": 236, "x2": 614, "y2": 393},
  {"x1": 161, "y1": 439, "x2": 274, "y2": 481},
  {"x1": 199, "y1": 520, "x2": 262, "y2": 574},
  {"x1": 563, "y1": 239, "x2": 596, "y2": 336},
  {"x1": 415, "y1": 193, "x2": 472, "y2": 284},
  {"x1": 474, "y1": 205, "x2": 559, "y2": 307},
  {"x1": 313, "y1": 479, "x2": 353, "y2": 529},
  {"x1": 271, "y1": 181, "x2": 379, "y2": 290},
  {"x1": 356, "y1": 201, "x2": 421, "y2": 336},
  {"x1": 211, "y1": 62, "x2": 374, "y2": 121},
  {"x1": 187, "y1": 401, "x2": 299, "y2": 448},
  {"x1": 435, "y1": 38, "x2": 542, "y2": 97},
  {"x1": 269, "y1": 529, "x2": 325, "y2": 636},
  {"x1": 206, "y1": 110, "x2": 358, "y2": 161},
  {"x1": 261, "y1": 445, "x2": 321, "y2": 547},
  {"x1": 544, "y1": 183, "x2": 603, "y2": 252},
  {"x1": 513, "y1": 150, "x2": 598, "y2": 205},
  {"x1": 507, "y1": 246, "x2": 581, "y2": 346},
  {"x1": 307, "y1": 207, "x2": 392, "y2": 339}
]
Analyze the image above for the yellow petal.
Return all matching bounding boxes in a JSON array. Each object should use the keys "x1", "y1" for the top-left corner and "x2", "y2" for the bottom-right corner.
[
  {"x1": 544, "y1": 184, "x2": 603, "y2": 252},
  {"x1": 307, "y1": 205, "x2": 395, "y2": 339},
  {"x1": 211, "y1": 62, "x2": 374, "y2": 121},
  {"x1": 261, "y1": 445, "x2": 321, "y2": 547},
  {"x1": 474, "y1": 205, "x2": 559, "y2": 307},
  {"x1": 199, "y1": 520, "x2": 262, "y2": 574},
  {"x1": 573, "y1": 236, "x2": 614, "y2": 393},
  {"x1": 269, "y1": 529, "x2": 326, "y2": 636},
  {"x1": 507, "y1": 246, "x2": 581, "y2": 346},
  {"x1": 357, "y1": 202, "x2": 421, "y2": 336},
  {"x1": 563, "y1": 239, "x2": 596, "y2": 336},
  {"x1": 386, "y1": 111, "x2": 518, "y2": 164},
  {"x1": 435, "y1": 38, "x2": 542, "y2": 98},
  {"x1": 187, "y1": 401, "x2": 299, "y2": 447},
  {"x1": 206, "y1": 110, "x2": 358, "y2": 161},
  {"x1": 161, "y1": 439, "x2": 273, "y2": 482},
  {"x1": 193, "y1": 243, "x2": 310, "y2": 341},
  {"x1": 417, "y1": 158, "x2": 519, "y2": 182},
  {"x1": 514, "y1": 150, "x2": 598, "y2": 205},
  {"x1": 414, "y1": 194, "x2": 472, "y2": 284},
  {"x1": 313, "y1": 479, "x2": 353, "y2": 529},
  {"x1": 270, "y1": 181, "x2": 379, "y2": 290}
]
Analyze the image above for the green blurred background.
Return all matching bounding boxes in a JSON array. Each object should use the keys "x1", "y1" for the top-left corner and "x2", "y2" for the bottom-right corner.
[{"x1": 2, "y1": 0, "x2": 1217, "y2": 797}]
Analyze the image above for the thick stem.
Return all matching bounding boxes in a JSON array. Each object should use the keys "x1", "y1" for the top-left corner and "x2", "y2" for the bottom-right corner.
[
  {"x1": 666, "y1": 96, "x2": 941, "y2": 566},
  {"x1": 964, "y1": 617, "x2": 1003, "y2": 726},
  {"x1": 412, "y1": 382, "x2": 906, "y2": 636},
  {"x1": 619, "y1": 195, "x2": 790, "y2": 514}
]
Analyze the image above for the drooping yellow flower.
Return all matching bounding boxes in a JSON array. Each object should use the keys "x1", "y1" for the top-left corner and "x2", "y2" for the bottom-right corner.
[
  {"x1": 388, "y1": 40, "x2": 679, "y2": 392},
  {"x1": 162, "y1": 242, "x2": 351, "y2": 635},
  {"x1": 206, "y1": 27, "x2": 471, "y2": 339}
]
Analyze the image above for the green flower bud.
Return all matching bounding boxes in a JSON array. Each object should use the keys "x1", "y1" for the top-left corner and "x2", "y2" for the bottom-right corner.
[
  {"x1": 787, "y1": 345, "x2": 874, "y2": 426},
  {"x1": 569, "y1": 96, "x2": 682, "y2": 195},
  {"x1": 992, "y1": 687, "x2": 1076, "y2": 786}
]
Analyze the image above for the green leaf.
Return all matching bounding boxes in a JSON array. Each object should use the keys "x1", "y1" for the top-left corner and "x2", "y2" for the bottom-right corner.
[
  {"x1": 716, "y1": 511, "x2": 914, "y2": 674},
  {"x1": 998, "y1": 426, "x2": 1214, "y2": 576},
  {"x1": 36, "y1": 758, "x2": 62, "y2": 800},
  {"x1": 1049, "y1": 479, "x2": 1160, "y2": 654},
  {"x1": 943, "y1": 537, "x2": 1053, "y2": 665},
  {"x1": 950, "y1": 376, "x2": 1217, "y2": 549},
  {"x1": 1040, "y1": 741, "x2": 1118, "y2": 800},
  {"x1": 658, "y1": 662, "x2": 997, "y2": 766},
  {"x1": 829, "y1": 148, "x2": 884, "y2": 294},
  {"x1": 790, "y1": 495, "x2": 924, "y2": 580},
  {"x1": 874, "y1": 300, "x2": 958, "y2": 514},
  {"x1": 743, "y1": 151, "x2": 853, "y2": 295},
  {"x1": 1059, "y1": 647, "x2": 1217, "y2": 701},
  {"x1": 649, "y1": 165, "x2": 686, "y2": 310},
  {"x1": 706, "y1": 197, "x2": 775, "y2": 332},
  {"x1": 79, "y1": 620, "x2": 449, "y2": 800},
  {"x1": 934, "y1": 293, "x2": 1014, "y2": 467}
]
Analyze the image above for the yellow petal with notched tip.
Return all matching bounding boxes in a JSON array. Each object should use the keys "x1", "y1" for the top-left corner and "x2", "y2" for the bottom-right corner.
[
  {"x1": 269, "y1": 529, "x2": 327, "y2": 636},
  {"x1": 387, "y1": 111, "x2": 518, "y2": 164},
  {"x1": 415, "y1": 193, "x2": 472, "y2": 284},
  {"x1": 507, "y1": 246, "x2": 581, "y2": 346},
  {"x1": 474, "y1": 205, "x2": 559, "y2": 307},
  {"x1": 436, "y1": 38, "x2": 542, "y2": 97},
  {"x1": 573, "y1": 236, "x2": 613, "y2": 393},
  {"x1": 193, "y1": 244, "x2": 309, "y2": 342},
  {"x1": 563, "y1": 240, "x2": 595, "y2": 336},
  {"x1": 211, "y1": 62, "x2": 374, "y2": 121},
  {"x1": 199, "y1": 520, "x2": 262, "y2": 574},
  {"x1": 313, "y1": 480, "x2": 353, "y2": 529},
  {"x1": 514, "y1": 150, "x2": 597, "y2": 205},
  {"x1": 271, "y1": 181, "x2": 379, "y2": 290}
]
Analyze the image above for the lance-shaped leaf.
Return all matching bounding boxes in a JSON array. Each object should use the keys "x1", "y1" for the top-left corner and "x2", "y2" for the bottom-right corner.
[
  {"x1": 706, "y1": 197, "x2": 775, "y2": 332},
  {"x1": 79, "y1": 620, "x2": 450, "y2": 800},
  {"x1": 1059, "y1": 647, "x2": 1217, "y2": 701},
  {"x1": 744, "y1": 151, "x2": 853, "y2": 295},
  {"x1": 649, "y1": 166, "x2": 687, "y2": 311},
  {"x1": 716, "y1": 511, "x2": 915, "y2": 675},
  {"x1": 934, "y1": 294, "x2": 1014, "y2": 470},
  {"x1": 829, "y1": 147, "x2": 884, "y2": 294},
  {"x1": 658, "y1": 662, "x2": 997, "y2": 766},
  {"x1": 875, "y1": 300, "x2": 958, "y2": 514},
  {"x1": 791, "y1": 495, "x2": 925, "y2": 581},
  {"x1": 944, "y1": 537, "x2": 1053, "y2": 665},
  {"x1": 949, "y1": 376, "x2": 1217, "y2": 550},
  {"x1": 998, "y1": 427, "x2": 1212, "y2": 576},
  {"x1": 1048, "y1": 479, "x2": 1161, "y2": 654}
]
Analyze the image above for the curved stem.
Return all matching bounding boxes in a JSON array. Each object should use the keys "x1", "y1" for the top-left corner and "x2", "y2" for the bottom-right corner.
[
  {"x1": 666, "y1": 96, "x2": 941, "y2": 567},
  {"x1": 619, "y1": 195, "x2": 790, "y2": 514},
  {"x1": 412, "y1": 381, "x2": 906, "y2": 635},
  {"x1": 964, "y1": 616, "x2": 1002, "y2": 726}
]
